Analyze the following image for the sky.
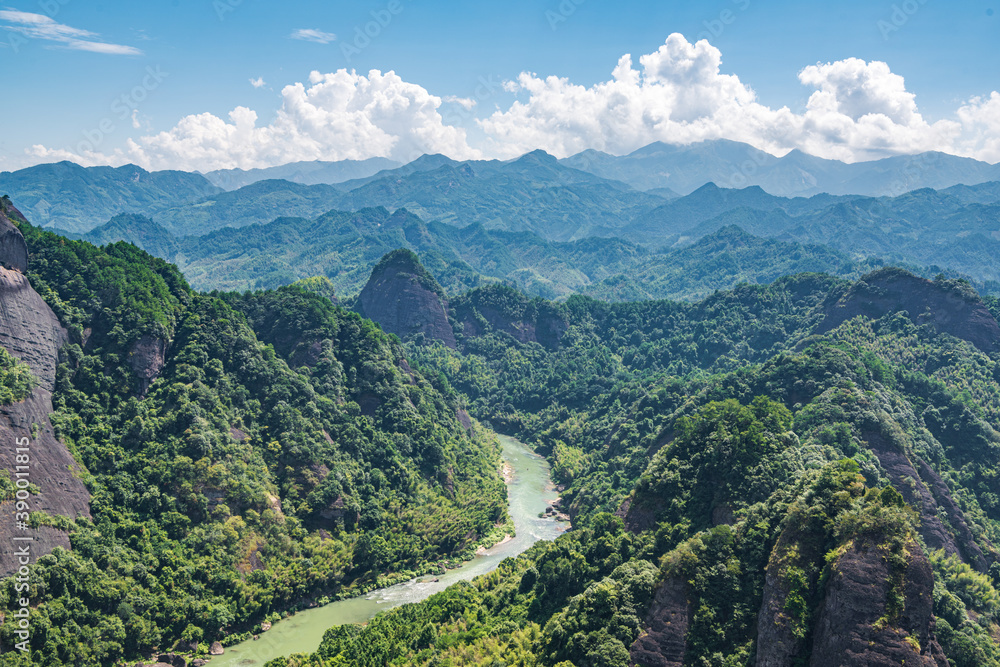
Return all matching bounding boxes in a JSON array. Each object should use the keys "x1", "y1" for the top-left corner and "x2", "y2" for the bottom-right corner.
[{"x1": 0, "y1": 0, "x2": 998, "y2": 172}]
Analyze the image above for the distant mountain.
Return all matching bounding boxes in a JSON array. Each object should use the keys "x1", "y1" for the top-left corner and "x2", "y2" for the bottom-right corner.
[
  {"x1": 618, "y1": 182, "x2": 1000, "y2": 284},
  {"x1": 331, "y1": 149, "x2": 667, "y2": 241},
  {"x1": 148, "y1": 206, "x2": 646, "y2": 296},
  {"x1": 582, "y1": 225, "x2": 886, "y2": 302},
  {"x1": 154, "y1": 178, "x2": 344, "y2": 235},
  {"x1": 561, "y1": 140, "x2": 1000, "y2": 197},
  {"x1": 89, "y1": 203, "x2": 970, "y2": 304},
  {"x1": 203, "y1": 157, "x2": 400, "y2": 190},
  {"x1": 0, "y1": 161, "x2": 222, "y2": 233},
  {"x1": 81, "y1": 213, "x2": 179, "y2": 258},
  {"x1": 152, "y1": 151, "x2": 669, "y2": 240},
  {"x1": 627, "y1": 182, "x2": 858, "y2": 241}
]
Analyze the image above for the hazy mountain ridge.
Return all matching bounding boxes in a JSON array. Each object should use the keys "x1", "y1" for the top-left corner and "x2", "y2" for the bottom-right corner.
[{"x1": 561, "y1": 139, "x2": 1000, "y2": 197}]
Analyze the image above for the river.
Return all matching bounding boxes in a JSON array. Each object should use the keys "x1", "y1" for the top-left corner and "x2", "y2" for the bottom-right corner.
[{"x1": 209, "y1": 434, "x2": 567, "y2": 666}]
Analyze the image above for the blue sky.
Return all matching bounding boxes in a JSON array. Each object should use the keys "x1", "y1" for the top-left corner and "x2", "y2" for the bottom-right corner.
[{"x1": 1, "y1": 0, "x2": 998, "y2": 171}]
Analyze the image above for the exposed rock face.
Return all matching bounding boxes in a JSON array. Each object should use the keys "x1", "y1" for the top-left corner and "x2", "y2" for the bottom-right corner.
[
  {"x1": 0, "y1": 268, "x2": 66, "y2": 392},
  {"x1": 209, "y1": 641, "x2": 224, "y2": 655},
  {"x1": 809, "y1": 538, "x2": 947, "y2": 667},
  {"x1": 629, "y1": 578, "x2": 688, "y2": 667},
  {"x1": 818, "y1": 269, "x2": 1000, "y2": 355},
  {"x1": 455, "y1": 301, "x2": 568, "y2": 350},
  {"x1": 358, "y1": 249, "x2": 456, "y2": 348},
  {"x1": 864, "y1": 428, "x2": 987, "y2": 571},
  {"x1": 0, "y1": 202, "x2": 91, "y2": 575},
  {"x1": 755, "y1": 545, "x2": 803, "y2": 667},
  {"x1": 0, "y1": 389, "x2": 91, "y2": 574},
  {"x1": 129, "y1": 333, "x2": 167, "y2": 395},
  {"x1": 0, "y1": 198, "x2": 28, "y2": 273}
]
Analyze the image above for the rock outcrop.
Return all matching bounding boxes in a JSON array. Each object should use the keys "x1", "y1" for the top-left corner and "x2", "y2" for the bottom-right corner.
[
  {"x1": 357, "y1": 249, "x2": 456, "y2": 348},
  {"x1": 809, "y1": 538, "x2": 947, "y2": 667},
  {"x1": 0, "y1": 201, "x2": 91, "y2": 575},
  {"x1": 863, "y1": 428, "x2": 987, "y2": 571},
  {"x1": 0, "y1": 197, "x2": 28, "y2": 273},
  {"x1": 629, "y1": 578, "x2": 689, "y2": 667},
  {"x1": 452, "y1": 284, "x2": 569, "y2": 351},
  {"x1": 818, "y1": 268, "x2": 1000, "y2": 355},
  {"x1": 129, "y1": 333, "x2": 167, "y2": 395}
]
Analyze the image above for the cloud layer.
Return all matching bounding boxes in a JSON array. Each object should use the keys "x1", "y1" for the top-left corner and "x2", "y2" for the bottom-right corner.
[
  {"x1": 26, "y1": 33, "x2": 1000, "y2": 170},
  {"x1": 0, "y1": 10, "x2": 141, "y2": 55},
  {"x1": 290, "y1": 28, "x2": 337, "y2": 44}
]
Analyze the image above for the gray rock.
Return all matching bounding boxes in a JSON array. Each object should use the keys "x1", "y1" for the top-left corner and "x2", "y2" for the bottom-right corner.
[{"x1": 0, "y1": 199, "x2": 28, "y2": 273}]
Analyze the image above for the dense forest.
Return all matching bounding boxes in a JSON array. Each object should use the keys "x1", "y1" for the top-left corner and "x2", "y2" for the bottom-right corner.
[
  {"x1": 4, "y1": 188, "x2": 1000, "y2": 666},
  {"x1": 0, "y1": 207, "x2": 508, "y2": 666},
  {"x1": 263, "y1": 256, "x2": 1000, "y2": 666}
]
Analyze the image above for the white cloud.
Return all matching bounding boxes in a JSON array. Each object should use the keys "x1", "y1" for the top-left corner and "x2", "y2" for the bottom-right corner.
[
  {"x1": 290, "y1": 28, "x2": 336, "y2": 44},
  {"x1": 54, "y1": 69, "x2": 481, "y2": 171},
  {"x1": 22, "y1": 34, "x2": 1000, "y2": 170},
  {"x1": 444, "y1": 96, "x2": 477, "y2": 111},
  {"x1": 250, "y1": 76, "x2": 267, "y2": 89},
  {"x1": 477, "y1": 33, "x2": 995, "y2": 164},
  {"x1": 0, "y1": 9, "x2": 142, "y2": 55}
]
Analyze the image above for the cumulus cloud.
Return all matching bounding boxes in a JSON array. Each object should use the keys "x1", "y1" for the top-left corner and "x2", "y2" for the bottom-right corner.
[
  {"x1": 290, "y1": 28, "x2": 336, "y2": 44},
  {"x1": 476, "y1": 33, "x2": 984, "y2": 163},
  {"x1": 444, "y1": 96, "x2": 477, "y2": 111},
  {"x1": 250, "y1": 76, "x2": 267, "y2": 88},
  {"x1": 22, "y1": 34, "x2": 1000, "y2": 170},
  {"x1": 54, "y1": 69, "x2": 481, "y2": 171},
  {"x1": 0, "y1": 9, "x2": 142, "y2": 55}
]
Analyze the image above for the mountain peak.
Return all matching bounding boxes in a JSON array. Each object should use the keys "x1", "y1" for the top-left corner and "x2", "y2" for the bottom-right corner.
[
  {"x1": 0, "y1": 196, "x2": 28, "y2": 273},
  {"x1": 358, "y1": 250, "x2": 456, "y2": 348}
]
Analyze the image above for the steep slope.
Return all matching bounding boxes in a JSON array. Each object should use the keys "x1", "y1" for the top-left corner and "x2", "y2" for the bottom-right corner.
[
  {"x1": 204, "y1": 157, "x2": 400, "y2": 190},
  {"x1": 561, "y1": 139, "x2": 1000, "y2": 197},
  {"x1": 0, "y1": 206, "x2": 507, "y2": 665},
  {"x1": 0, "y1": 197, "x2": 91, "y2": 575},
  {"x1": 818, "y1": 268, "x2": 1000, "y2": 355},
  {"x1": 357, "y1": 249, "x2": 457, "y2": 348},
  {"x1": 0, "y1": 161, "x2": 222, "y2": 233}
]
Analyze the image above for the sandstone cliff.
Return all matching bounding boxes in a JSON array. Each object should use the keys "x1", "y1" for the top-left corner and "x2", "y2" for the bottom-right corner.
[
  {"x1": 629, "y1": 578, "x2": 689, "y2": 667},
  {"x1": 808, "y1": 538, "x2": 947, "y2": 666},
  {"x1": 0, "y1": 200, "x2": 91, "y2": 574},
  {"x1": 818, "y1": 268, "x2": 1000, "y2": 354},
  {"x1": 357, "y1": 249, "x2": 456, "y2": 348}
]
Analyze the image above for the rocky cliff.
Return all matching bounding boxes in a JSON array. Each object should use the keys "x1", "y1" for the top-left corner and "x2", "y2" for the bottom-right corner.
[
  {"x1": 357, "y1": 249, "x2": 457, "y2": 348},
  {"x1": 629, "y1": 578, "x2": 689, "y2": 667},
  {"x1": 451, "y1": 284, "x2": 569, "y2": 350},
  {"x1": 808, "y1": 538, "x2": 947, "y2": 666},
  {"x1": 818, "y1": 268, "x2": 1000, "y2": 354},
  {"x1": 0, "y1": 197, "x2": 28, "y2": 273},
  {"x1": 0, "y1": 200, "x2": 91, "y2": 574}
]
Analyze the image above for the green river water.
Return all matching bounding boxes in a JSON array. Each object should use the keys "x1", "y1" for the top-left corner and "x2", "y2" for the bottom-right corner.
[{"x1": 208, "y1": 434, "x2": 568, "y2": 666}]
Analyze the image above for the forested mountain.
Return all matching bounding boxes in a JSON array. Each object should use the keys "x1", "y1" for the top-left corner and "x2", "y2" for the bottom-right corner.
[
  {"x1": 1, "y1": 153, "x2": 999, "y2": 666},
  {"x1": 0, "y1": 162, "x2": 222, "y2": 233},
  {"x1": 262, "y1": 252, "x2": 1000, "y2": 667},
  {"x1": 203, "y1": 157, "x2": 400, "y2": 191},
  {"x1": 0, "y1": 200, "x2": 507, "y2": 665},
  {"x1": 74, "y1": 208, "x2": 902, "y2": 302},
  {"x1": 24, "y1": 161, "x2": 997, "y2": 297},
  {"x1": 561, "y1": 140, "x2": 1000, "y2": 197}
]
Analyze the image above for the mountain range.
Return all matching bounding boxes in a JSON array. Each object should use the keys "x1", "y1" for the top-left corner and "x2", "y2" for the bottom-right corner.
[{"x1": 4, "y1": 139, "x2": 999, "y2": 235}]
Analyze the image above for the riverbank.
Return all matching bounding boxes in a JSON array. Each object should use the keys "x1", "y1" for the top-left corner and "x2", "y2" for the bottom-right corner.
[{"x1": 204, "y1": 434, "x2": 567, "y2": 667}]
